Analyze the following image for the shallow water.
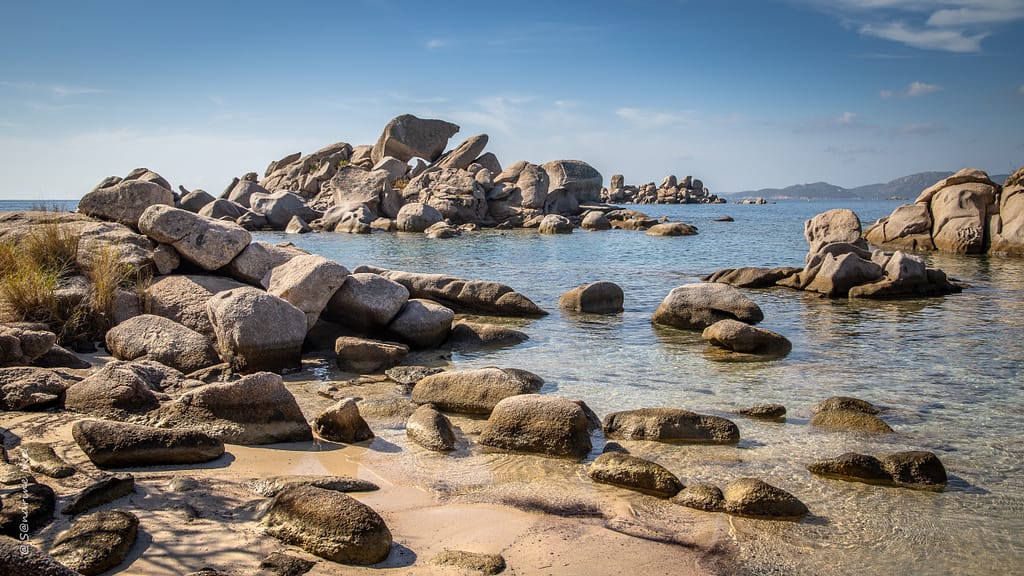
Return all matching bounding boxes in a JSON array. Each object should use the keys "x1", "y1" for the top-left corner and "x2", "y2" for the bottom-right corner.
[{"x1": 259, "y1": 201, "x2": 1017, "y2": 574}]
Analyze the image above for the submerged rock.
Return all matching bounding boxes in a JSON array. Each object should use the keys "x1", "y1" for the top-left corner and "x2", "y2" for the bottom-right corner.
[
  {"x1": 587, "y1": 452, "x2": 683, "y2": 497},
  {"x1": 558, "y1": 282, "x2": 624, "y2": 314},
  {"x1": 602, "y1": 408, "x2": 740, "y2": 444},
  {"x1": 406, "y1": 403, "x2": 457, "y2": 452},
  {"x1": 722, "y1": 478, "x2": 808, "y2": 520},
  {"x1": 809, "y1": 410, "x2": 893, "y2": 433},
  {"x1": 701, "y1": 319, "x2": 791, "y2": 358},
  {"x1": 808, "y1": 450, "x2": 947, "y2": 490}
]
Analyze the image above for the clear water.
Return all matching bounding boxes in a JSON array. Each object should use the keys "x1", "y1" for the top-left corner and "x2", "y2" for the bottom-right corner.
[{"x1": 254, "y1": 200, "x2": 1024, "y2": 575}]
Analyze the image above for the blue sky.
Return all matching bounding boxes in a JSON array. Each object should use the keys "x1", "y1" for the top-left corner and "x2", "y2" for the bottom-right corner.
[{"x1": 1, "y1": 0, "x2": 1022, "y2": 199}]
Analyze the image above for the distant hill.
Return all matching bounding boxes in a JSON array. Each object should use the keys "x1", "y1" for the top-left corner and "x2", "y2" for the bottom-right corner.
[{"x1": 725, "y1": 171, "x2": 1011, "y2": 201}]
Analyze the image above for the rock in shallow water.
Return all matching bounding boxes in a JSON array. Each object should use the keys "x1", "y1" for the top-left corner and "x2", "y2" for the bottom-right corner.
[
  {"x1": 406, "y1": 403, "x2": 456, "y2": 452},
  {"x1": 479, "y1": 394, "x2": 593, "y2": 459},
  {"x1": 602, "y1": 408, "x2": 740, "y2": 444},
  {"x1": 412, "y1": 367, "x2": 543, "y2": 415},
  {"x1": 587, "y1": 452, "x2": 683, "y2": 497},
  {"x1": 652, "y1": 283, "x2": 764, "y2": 330}
]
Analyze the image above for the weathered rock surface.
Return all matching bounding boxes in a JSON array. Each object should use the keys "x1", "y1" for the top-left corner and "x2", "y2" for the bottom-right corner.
[
  {"x1": 260, "y1": 551, "x2": 315, "y2": 576},
  {"x1": 358, "y1": 265, "x2": 546, "y2": 317},
  {"x1": 395, "y1": 202, "x2": 444, "y2": 232},
  {"x1": 446, "y1": 321, "x2": 529, "y2": 350},
  {"x1": 479, "y1": 394, "x2": 593, "y2": 459},
  {"x1": 263, "y1": 254, "x2": 350, "y2": 331},
  {"x1": 372, "y1": 114, "x2": 460, "y2": 164},
  {"x1": 72, "y1": 419, "x2": 224, "y2": 468},
  {"x1": 145, "y1": 275, "x2": 248, "y2": 336},
  {"x1": 805, "y1": 208, "x2": 866, "y2": 258},
  {"x1": 588, "y1": 452, "x2": 683, "y2": 497},
  {"x1": 323, "y1": 273, "x2": 409, "y2": 331},
  {"x1": 313, "y1": 398, "x2": 374, "y2": 443},
  {"x1": 0, "y1": 325, "x2": 57, "y2": 367},
  {"x1": 646, "y1": 222, "x2": 698, "y2": 237},
  {"x1": 652, "y1": 283, "x2": 764, "y2": 330},
  {"x1": 538, "y1": 214, "x2": 573, "y2": 234},
  {"x1": 406, "y1": 403, "x2": 456, "y2": 452},
  {"x1": 722, "y1": 478, "x2": 808, "y2": 520},
  {"x1": 245, "y1": 475, "x2": 380, "y2": 498},
  {"x1": 62, "y1": 473, "x2": 135, "y2": 515},
  {"x1": 18, "y1": 442, "x2": 74, "y2": 478},
  {"x1": 49, "y1": 510, "x2": 138, "y2": 576},
  {"x1": 807, "y1": 451, "x2": 947, "y2": 490},
  {"x1": 105, "y1": 314, "x2": 219, "y2": 373},
  {"x1": 437, "y1": 134, "x2": 489, "y2": 171},
  {"x1": 386, "y1": 299, "x2": 455, "y2": 349},
  {"x1": 672, "y1": 483, "x2": 725, "y2": 512},
  {"x1": 704, "y1": 267, "x2": 802, "y2": 288},
  {"x1": 138, "y1": 205, "x2": 251, "y2": 270},
  {"x1": 581, "y1": 210, "x2": 612, "y2": 230},
  {"x1": 809, "y1": 410, "x2": 893, "y2": 433},
  {"x1": 263, "y1": 484, "x2": 392, "y2": 565},
  {"x1": 735, "y1": 403, "x2": 787, "y2": 420},
  {"x1": 153, "y1": 372, "x2": 312, "y2": 444},
  {"x1": 603, "y1": 408, "x2": 740, "y2": 444},
  {"x1": 990, "y1": 167, "x2": 1024, "y2": 255},
  {"x1": 558, "y1": 282, "x2": 624, "y2": 314},
  {"x1": 542, "y1": 160, "x2": 603, "y2": 203},
  {"x1": 811, "y1": 396, "x2": 880, "y2": 415},
  {"x1": 412, "y1": 367, "x2": 543, "y2": 414},
  {"x1": 0, "y1": 367, "x2": 67, "y2": 410},
  {"x1": 78, "y1": 179, "x2": 174, "y2": 228},
  {"x1": 334, "y1": 336, "x2": 409, "y2": 374},
  {"x1": 0, "y1": 482, "x2": 55, "y2": 537},
  {"x1": 64, "y1": 361, "x2": 161, "y2": 420},
  {"x1": 0, "y1": 537, "x2": 79, "y2": 576},
  {"x1": 431, "y1": 550, "x2": 506, "y2": 575},
  {"x1": 206, "y1": 287, "x2": 307, "y2": 373},
  {"x1": 223, "y1": 241, "x2": 308, "y2": 286},
  {"x1": 701, "y1": 319, "x2": 791, "y2": 358},
  {"x1": 403, "y1": 168, "x2": 487, "y2": 224}
]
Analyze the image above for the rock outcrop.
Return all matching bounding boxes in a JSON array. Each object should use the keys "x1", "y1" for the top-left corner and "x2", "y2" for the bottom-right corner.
[{"x1": 72, "y1": 419, "x2": 224, "y2": 468}]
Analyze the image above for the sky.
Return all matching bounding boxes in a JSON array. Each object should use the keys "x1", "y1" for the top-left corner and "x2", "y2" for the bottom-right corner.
[{"x1": 1, "y1": 0, "x2": 1022, "y2": 199}]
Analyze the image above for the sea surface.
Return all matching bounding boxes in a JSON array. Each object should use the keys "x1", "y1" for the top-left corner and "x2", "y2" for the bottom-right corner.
[
  {"x1": 3, "y1": 198, "x2": 1022, "y2": 574},
  {"x1": 254, "y1": 200, "x2": 1023, "y2": 576}
]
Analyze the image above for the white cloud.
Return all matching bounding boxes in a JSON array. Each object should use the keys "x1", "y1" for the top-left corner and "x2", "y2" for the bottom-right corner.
[
  {"x1": 615, "y1": 107, "x2": 692, "y2": 127},
  {"x1": 1, "y1": 81, "x2": 103, "y2": 98},
  {"x1": 859, "y1": 21, "x2": 988, "y2": 52},
  {"x1": 893, "y1": 122, "x2": 947, "y2": 135},
  {"x1": 881, "y1": 81, "x2": 942, "y2": 98},
  {"x1": 793, "y1": 111, "x2": 865, "y2": 133},
  {"x1": 425, "y1": 38, "x2": 448, "y2": 50}
]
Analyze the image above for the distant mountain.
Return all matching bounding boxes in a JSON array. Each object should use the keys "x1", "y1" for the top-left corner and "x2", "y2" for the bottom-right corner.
[{"x1": 725, "y1": 171, "x2": 1011, "y2": 201}]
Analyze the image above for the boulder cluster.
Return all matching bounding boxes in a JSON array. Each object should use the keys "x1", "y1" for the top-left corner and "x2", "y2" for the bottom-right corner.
[
  {"x1": 706, "y1": 208, "x2": 964, "y2": 299},
  {"x1": 866, "y1": 167, "x2": 1024, "y2": 255},
  {"x1": 83, "y1": 114, "x2": 707, "y2": 237},
  {"x1": 601, "y1": 174, "x2": 725, "y2": 205}
]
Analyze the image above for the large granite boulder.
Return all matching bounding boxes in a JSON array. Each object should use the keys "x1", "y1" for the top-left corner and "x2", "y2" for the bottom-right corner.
[
  {"x1": 313, "y1": 398, "x2": 374, "y2": 443},
  {"x1": 541, "y1": 160, "x2": 603, "y2": 203},
  {"x1": 478, "y1": 394, "x2": 593, "y2": 459},
  {"x1": 105, "y1": 315, "x2": 219, "y2": 373},
  {"x1": 153, "y1": 372, "x2": 312, "y2": 444},
  {"x1": 411, "y1": 367, "x2": 543, "y2": 414},
  {"x1": 72, "y1": 419, "x2": 224, "y2": 468},
  {"x1": 357, "y1": 265, "x2": 546, "y2": 317},
  {"x1": 864, "y1": 203, "x2": 935, "y2": 251},
  {"x1": 929, "y1": 180, "x2": 998, "y2": 254},
  {"x1": 223, "y1": 241, "x2": 308, "y2": 286},
  {"x1": 602, "y1": 408, "x2": 740, "y2": 444},
  {"x1": 0, "y1": 537, "x2": 79, "y2": 576},
  {"x1": 226, "y1": 179, "x2": 270, "y2": 208},
  {"x1": 722, "y1": 478, "x2": 808, "y2": 520},
  {"x1": 581, "y1": 210, "x2": 612, "y2": 231},
  {"x1": 138, "y1": 205, "x2": 251, "y2": 271},
  {"x1": 0, "y1": 367, "x2": 68, "y2": 410},
  {"x1": 804, "y1": 208, "x2": 865, "y2": 258},
  {"x1": 990, "y1": 167, "x2": 1024, "y2": 255},
  {"x1": 652, "y1": 283, "x2": 764, "y2": 330},
  {"x1": 78, "y1": 179, "x2": 174, "y2": 228},
  {"x1": 538, "y1": 214, "x2": 573, "y2": 234},
  {"x1": 406, "y1": 403, "x2": 456, "y2": 452},
  {"x1": 250, "y1": 191, "x2": 321, "y2": 229},
  {"x1": 329, "y1": 167, "x2": 393, "y2": 217},
  {"x1": 323, "y1": 272, "x2": 409, "y2": 331},
  {"x1": 386, "y1": 299, "x2": 454, "y2": 349},
  {"x1": 334, "y1": 336, "x2": 409, "y2": 373},
  {"x1": 558, "y1": 281, "x2": 624, "y2": 314},
  {"x1": 144, "y1": 274, "x2": 247, "y2": 336},
  {"x1": 263, "y1": 484, "x2": 392, "y2": 564},
  {"x1": 206, "y1": 287, "x2": 307, "y2": 373},
  {"x1": 64, "y1": 361, "x2": 161, "y2": 420},
  {"x1": 178, "y1": 189, "x2": 215, "y2": 213},
  {"x1": 49, "y1": 510, "x2": 138, "y2": 576},
  {"x1": 701, "y1": 319, "x2": 791, "y2": 358},
  {"x1": 704, "y1": 266, "x2": 802, "y2": 288},
  {"x1": 0, "y1": 325, "x2": 57, "y2": 367},
  {"x1": 263, "y1": 254, "x2": 350, "y2": 331},
  {"x1": 402, "y1": 168, "x2": 487, "y2": 224},
  {"x1": 198, "y1": 198, "x2": 247, "y2": 221},
  {"x1": 587, "y1": 452, "x2": 683, "y2": 497},
  {"x1": 395, "y1": 202, "x2": 444, "y2": 232},
  {"x1": 436, "y1": 134, "x2": 489, "y2": 171},
  {"x1": 371, "y1": 114, "x2": 460, "y2": 164},
  {"x1": 646, "y1": 222, "x2": 698, "y2": 237}
]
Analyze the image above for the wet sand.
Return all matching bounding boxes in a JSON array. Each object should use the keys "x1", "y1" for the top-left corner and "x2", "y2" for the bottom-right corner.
[{"x1": 2, "y1": 353, "x2": 737, "y2": 575}]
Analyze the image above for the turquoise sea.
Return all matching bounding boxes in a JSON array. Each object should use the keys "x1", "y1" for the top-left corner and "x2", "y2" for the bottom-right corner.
[{"x1": 4, "y1": 198, "x2": 1022, "y2": 574}]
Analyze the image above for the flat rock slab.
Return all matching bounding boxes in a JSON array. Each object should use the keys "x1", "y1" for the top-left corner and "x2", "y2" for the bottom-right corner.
[
  {"x1": 602, "y1": 408, "x2": 740, "y2": 444},
  {"x1": 72, "y1": 419, "x2": 224, "y2": 468},
  {"x1": 431, "y1": 550, "x2": 506, "y2": 575},
  {"x1": 50, "y1": 510, "x2": 138, "y2": 576},
  {"x1": 588, "y1": 452, "x2": 683, "y2": 497},
  {"x1": 0, "y1": 482, "x2": 55, "y2": 537},
  {"x1": 0, "y1": 537, "x2": 80, "y2": 576},
  {"x1": 18, "y1": 442, "x2": 75, "y2": 478},
  {"x1": 62, "y1": 473, "x2": 135, "y2": 515},
  {"x1": 244, "y1": 475, "x2": 380, "y2": 498}
]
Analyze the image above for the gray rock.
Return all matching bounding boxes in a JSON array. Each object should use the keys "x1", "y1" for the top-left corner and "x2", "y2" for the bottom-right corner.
[
  {"x1": 0, "y1": 367, "x2": 68, "y2": 410},
  {"x1": 78, "y1": 179, "x2": 174, "y2": 227},
  {"x1": 334, "y1": 337, "x2": 409, "y2": 374},
  {"x1": 804, "y1": 208, "x2": 865, "y2": 257},
  {"x1": 804, "y1": 252, "x2": 885, "y2": 297},
  {"x1": 197, "y1": 198, "x2": 246, "y2": 221},
  {"x1": 145, "y1": 274, "x2": 247, "y2": 337},
  {"x1": 701, "y1": 319, "x2": 792, "y2": 358},
  {"x1": 412, "y1": 367, "x2": 543, "y2": 414},
  {"x1": 581, "y1": 210, "x2": 611, "y2": 230},
  {"x1": 646, "y1": 222, "x2": 698, "y2": 236},
  {"x1": 0, "y1": 537, "x2": 79, "y2": 576},
  {"x1": 250, "y1": 190, "x2": 322, "y2": 230},
  {"x1": 178, "y1": 189, "x2": 215, "y2": 213},
  {"x1": 329, "y1": 167, "x2": 392, "y2": 216},
  {"x1": 403, "y1": 168, "x2": 487, "y2": 224},
  {"x1": 72, "y1": 419, "x2": 224, "y2": 468},
  {"x1": 359, "y1": 266, "x2": 546, "y2": 317},
  {"x1": 224, "y1": 241, "x2": 309, "y2": 286},
  {"x1": 30, "y1": 345, "x2": 91, "y2": 370},
  {"x1": 811, "y1": 396, "x2": 881, "y2": 415},
  {"x1": 245, "y1": 475, "x2": 379, "y2": 498},
  {"x1": 541, "y1": 160, "x2": 603, "y2": 203},
  {"x1": 385, "y1": 365, "x2": 444, "y2": 388},
  {"x1": 105, "y1": 314, "x2": 219, "y2": 373},
  {"x1": 652, "y1": 283, "x2": 764, "y2": 330},
  {"x1": 263, "y1": 484, "x2": 392, "y2": 564},
  {"x1": 431, "y1": 550, "x2": 506, "y2": 575},
  {"x1": 538, "y1": 214, "x2": 573, "y2": 234},
  {"x1": 386, "y1": 299, "x2": 455, "y2": 349},
  {"x1": 372, "y1": 114, "x2": 460, "y2": 164},
  {"x1": 17, "y1": 443, "x2": 74, "y2": 478},
  {"x1": 323, "y1": 273, "x2": 409, "y2": 331},
  {"x1": 0, "y1": 325, "x2": 57, "y2": 367},
  {"x1": 64, "y1": 361, "x2": 161, "y2": 420},
  {"x1": 395, "y1": 202, "x2": 444, "y2": 232},
  {"x1": 722, "y1": 478, "x2": 808, "y2": 520},
  {"x1": 602, "y1": 408, "x2": 740, "y2": 444},
  {"x1": 479, "y1": 394, "x2": 593, "y2": 459},
  {"x1": 206, "y1": 287, "x2": 308, "y2": 373},
  {"x1": 62, "y1": 473, "x2": 135, "y2": 515},
  {"x1": 436, "y1": 134, "x2": 489, "y2": 171},
  {"x1": 406, "y1": 403, "x2": 456, "y2": 451},
  {"x1": 153, "y1": 372, "x2": 312, "y2": 444},
  {"x1": 313, "y1": 398, "x2": 374, "y2": 443},
  {"x1": 446, "y1": 321, "x2": 529, "y2": 350},
  {"x1": 704, "y1": 266, "x2": 802, "y2": 288},
  {"x1": 226, "y1": 179, "x2": 270, "y2": 208},
  {"x1": 285, "y1": 215, "x2": 312, "y2": 234},
  {"x1": 558, "y1": 282, "x2": 624, "y2": 314},
  {"x1": 263, "y1": 254, "x2": 350, "y2": 331},
  {"x1": 260, "y1": 551, "x2": 315, "y2": 576},
  {"x1": 588, "y1": 452, "x2": 683, "y2": 497},
  {"x1": 138, "y1": 205, "x2": 251, "y2": 271},
  {"x1": 49, "y1": 510, "x2": 138, "y2": 576}
]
